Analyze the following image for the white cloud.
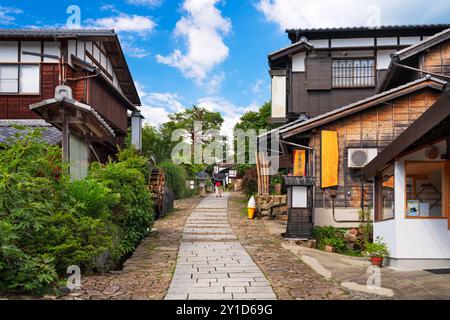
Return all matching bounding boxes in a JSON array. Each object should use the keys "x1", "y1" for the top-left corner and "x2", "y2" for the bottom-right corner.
[
  {"x1": 86, "y1": 13, "x2": 156, "y2": 35},
  {"x1": 126, "y1": 0, "x2": 163, "y2": 8},
  {"x1": 0, "y1": 6, "x2": 22, "y2": 25},
  {"x1": 197, "y1": 96, "x2": 258, "y2": 138},
  {"x1": 145, "y1": 92, "x2": 185, "y2": 112},
  {"x1": 156, "y1": 0, "x2": 231, "y2": 83},
  {"x1": 120, "y1": 35, "x2": 150, "y2": 58},
  {"x1": 256, "y1": 0, "x2": 448, "y2": 31},
  {"x1": 252, "y1": 79, "x2": 264, "y2": 94},
  {"x1": 205, "y1": 72, "x2": 225, "y2": 94},
  {"x1": 141, "y1": 106, "x2": 170, "y2": 127},
  {"x1": 135, "y1": 81, "x2": 185, "y2": 127}
]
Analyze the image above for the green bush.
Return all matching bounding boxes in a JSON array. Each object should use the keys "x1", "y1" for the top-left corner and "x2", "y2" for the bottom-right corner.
[
  {"x1": 66, "y1": 179, "x2": 119, "y2": 221},
  {"x1": 89, "y1": 149, "x2": 155, "y2": 259},
  {"x1": 159, "y1": 161, "x2": 188, "y2": 199},
  {"x1": 363, "y1": 237, "x2": 389, "y2": 257},
  {"x1": 0, "y1": 132, "x2": 154, "y2": 295},
  {"x1": 312, "y1": 226, "x2": 348, "y2": 254},
  {"x1": 0, "y1": 129, "x2": 113, "y2": 294}
]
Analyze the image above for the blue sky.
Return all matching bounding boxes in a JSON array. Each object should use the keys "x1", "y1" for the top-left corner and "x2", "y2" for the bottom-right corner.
[{"x1": 1, "y1": 0, "x2": 450, "y2": 135}]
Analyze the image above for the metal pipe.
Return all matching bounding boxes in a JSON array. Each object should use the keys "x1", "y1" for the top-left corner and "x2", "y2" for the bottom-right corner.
[
  {"x1": 393, "y1": 62, "x2": 450, "y2": 80},
  {"x1": 330, "y1": 193, "x2": 361, "y2": 223},
  {"x1": 279, "y1": 139, "x2": 314, "y2": 150}
]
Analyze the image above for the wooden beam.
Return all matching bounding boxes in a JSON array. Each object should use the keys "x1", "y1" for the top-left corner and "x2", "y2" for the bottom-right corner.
[
  {"x1": 446, "y1": 136, "x2": 450, "y2": 161},
  {"x1": 61, "y1": 108, "x2": 70, "y2": 162},
  {"x1": 85, "y1": 50, "x2": 113, "y2": 81}
]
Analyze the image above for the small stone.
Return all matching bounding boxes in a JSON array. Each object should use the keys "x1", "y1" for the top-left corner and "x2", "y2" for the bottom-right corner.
[{"x1": 102, "y1": 285, "x2": 120, "y2": 295}]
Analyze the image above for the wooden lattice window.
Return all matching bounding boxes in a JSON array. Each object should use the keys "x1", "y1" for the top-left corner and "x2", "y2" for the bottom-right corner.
[{"x1": 332, "y1": 59, "x2": 375, "y2": 88}]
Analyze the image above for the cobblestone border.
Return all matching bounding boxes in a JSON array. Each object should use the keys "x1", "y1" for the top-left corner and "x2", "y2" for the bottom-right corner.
[
  {"x1": 227, "y1": 192, "x2": 381, "y2": 300},
  {"x1": 0, "y1": 196, "x2": 202, "y2": 300}
]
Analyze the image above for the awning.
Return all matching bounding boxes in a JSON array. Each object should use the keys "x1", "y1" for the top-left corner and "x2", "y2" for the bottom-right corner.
[{"x1": 30, "y1": 97, "x2": 115, "y2": 142}]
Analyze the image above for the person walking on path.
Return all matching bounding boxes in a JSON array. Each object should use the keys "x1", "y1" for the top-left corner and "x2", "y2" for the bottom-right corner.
[{"x1": 215, "y1": 180, "x2": 223, "y2": 197}]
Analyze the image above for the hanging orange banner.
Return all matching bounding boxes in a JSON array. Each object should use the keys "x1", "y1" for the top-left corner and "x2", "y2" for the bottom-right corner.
[
  {"x1": 293, "y1": 149, "x2": 306, "y2": 176},
  {"x1": 321, "y1": 130, "x2": 339, "y2": 188}
]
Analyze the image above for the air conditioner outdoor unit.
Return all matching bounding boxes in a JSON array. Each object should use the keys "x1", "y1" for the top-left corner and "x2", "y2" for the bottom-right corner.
[{"x1": 348, "y1": 148, "x2": 378, "y2": 168}]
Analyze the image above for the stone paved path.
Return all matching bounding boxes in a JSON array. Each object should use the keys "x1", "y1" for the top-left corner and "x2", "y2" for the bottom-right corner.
[{"x1": 165, "y1": 193, "x2": 276, "y2": 300}]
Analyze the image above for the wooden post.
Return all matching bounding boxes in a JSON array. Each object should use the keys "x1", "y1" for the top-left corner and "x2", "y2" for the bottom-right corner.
[
  {"x1": 61, "y1": 107, "x2": 70, "y2": 162},
  {"x1": 256, "y1": 152, "x2": 261, "y2": 195}
]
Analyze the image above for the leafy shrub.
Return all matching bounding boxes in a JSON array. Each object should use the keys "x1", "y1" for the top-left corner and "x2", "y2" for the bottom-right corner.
[
  {"x1": 363, "y1": 237, "x2": 389, "y2": 257},
  {"x1": 89, "y1": 149, "x2": 155, "y2": 259},
  {"x1": 313, "y1": 226, "x2": 348, "y2": 254},
  {"x1": 117, "y1": 147, "x2": 150, "y2": 179},
  {"x1": 159, "y1": 161, "x2": 188, "y2": 199},
  {"x1": 241, "y1": 167, "x2": 258, "y2": 198},
  {"x1": 0, "y1": 133, "x2": 154, "y2": 295},
  {"x1": 0, "y1": 129, "x2": 113, "y2": 294},
  {"x1": 66, "y1": 179, "x2": 119, "y2": 221}
]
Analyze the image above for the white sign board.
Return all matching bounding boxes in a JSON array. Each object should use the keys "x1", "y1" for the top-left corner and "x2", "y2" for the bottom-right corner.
[{"x1": 292, "y1": 186, "x2": 308, "y2": 208}]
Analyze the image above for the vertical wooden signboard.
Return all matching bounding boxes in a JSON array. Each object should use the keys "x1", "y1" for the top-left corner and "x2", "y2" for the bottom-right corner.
[{"x1": 321, "y1": 130, "x2": 339, "y2": 188}]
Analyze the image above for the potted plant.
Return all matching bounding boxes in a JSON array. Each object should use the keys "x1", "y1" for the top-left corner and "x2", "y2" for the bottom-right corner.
[
  {"x1": 271, "y1": 174, "x2": 283, "y2": 195},
  {"x1": 363, "y1": 237, "x2": 389, "y2": 267}
]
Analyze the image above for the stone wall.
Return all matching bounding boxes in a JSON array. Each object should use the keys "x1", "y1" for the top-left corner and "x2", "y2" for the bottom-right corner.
[{"x1": 255, "y1": 195, "x2": 287, "y2": 219}]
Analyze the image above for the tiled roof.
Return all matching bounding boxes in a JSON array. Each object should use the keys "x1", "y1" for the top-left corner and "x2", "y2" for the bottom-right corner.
[
  {"x1": 0, "y1": 120, "x2": 61, "y2": 145},
  {"x1": 286, "y1": 24, "x2": 450, "y2": 34},
  {"x1": 0, "y1": 29, "x2": 115, "y2": 37},
  {"x1": 259, "y1": 76, "x2": 447, "y2": 139}
]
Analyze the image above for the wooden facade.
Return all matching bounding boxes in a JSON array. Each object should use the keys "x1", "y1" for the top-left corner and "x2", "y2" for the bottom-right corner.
[
  {"x1": 0, "y1": 64, "x2": 59, "y2": 119},
  {"x1": 267, "y1": 27, "x2": 450, "y2": 222},
  {"x1": 308, "y1": 88, "x2": 440, "y2": 209},
  {"x1": 0, "y1": 30, "x2": 140, "y2": 158},
  {"x1": 269, "y1": 25, "x2": 450, "y2": 123}
]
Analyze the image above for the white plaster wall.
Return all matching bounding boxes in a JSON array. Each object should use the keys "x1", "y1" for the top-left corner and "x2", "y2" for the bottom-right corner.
[
  {"x1": 376, "y1": 50, "x2": 396, "y2": 70},
  {"x1": 292, "y1": 52, "x2": 306, "y2": 72},
  {"x1": 374, "y1": 141, "x2": 450, "y2": 260},
  {"x1": 271, "y1": 76, "x2": 286, "y2": 118},
  {"x1": 331, "y1": 38, "x2": 374, "y2": 48},
  {"x1": 376, "y1": 37, "x2": 397, "y2": 46},
  {"x1": 373, "y1": 219, "x2": 397, "y2": 257},
  {"x1": 314, "y1": 207, "x2": 363, "y2": 228},
  {"x1": 400, "y1": 36, "x2": 421, "y2": 45},
  {"x1": 309, "y1": 39, "x2": 328, "y2": 48}
]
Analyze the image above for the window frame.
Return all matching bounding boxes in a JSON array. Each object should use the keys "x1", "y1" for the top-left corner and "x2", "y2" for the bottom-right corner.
[
  {"x1": 374, "y1": 165, "x2": 396, "y2": 222},
  {"x1": 331, "y1": 57, "x2": 376, "y2": 89},
  {"x1": 404, "y1": 160, "x2": 449, "y2": 220},
  {"x1": 0, "y1": 63, "x2": 41, "y2": 95}
]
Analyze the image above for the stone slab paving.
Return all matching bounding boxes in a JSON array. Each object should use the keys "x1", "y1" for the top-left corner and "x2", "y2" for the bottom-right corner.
[{"x1": 165, "y1": 193, "x2": 276, "y2": 300}]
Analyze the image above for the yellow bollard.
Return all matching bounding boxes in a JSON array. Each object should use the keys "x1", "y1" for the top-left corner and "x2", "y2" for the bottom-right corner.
[{"x1": 247, "y1": 196, "x2": 256, "y2": 219}]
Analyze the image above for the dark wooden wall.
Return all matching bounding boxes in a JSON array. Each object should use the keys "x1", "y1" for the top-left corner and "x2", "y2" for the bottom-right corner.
[
  {"x1": 0, "y1": 61, "x2": 128, "y2": 135},
  {"x1": 88, "y1": 76, "x2": 128, "y2": 133},
  {"x1": 288, "y1": 48, "x2": 396, "y2": 118},
  {"x1": 0, "y1": 64, "x2": 59, "y2": 119},
  {"x1": 308, "y1": 87, "x2": 440, "y2": 209}
]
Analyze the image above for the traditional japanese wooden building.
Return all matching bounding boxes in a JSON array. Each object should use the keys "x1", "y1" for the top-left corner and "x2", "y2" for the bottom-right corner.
[
  {"x1": 260, "y1": 25, "x2": 450, "y2": 266},
  {"x1": 0, "y1": 29, "x2": 143, "y2": 178}
]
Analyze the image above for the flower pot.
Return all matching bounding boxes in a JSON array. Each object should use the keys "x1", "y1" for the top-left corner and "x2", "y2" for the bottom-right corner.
[
  {"x1": 369, "y1": 256, "x2": 383, "y2": 267},
  {"x1": 325, "y1": 245, "x2": 334, "y2": 253},
  {"x1": 274, "y1": 183, "x2": 282, "y2": 194}
]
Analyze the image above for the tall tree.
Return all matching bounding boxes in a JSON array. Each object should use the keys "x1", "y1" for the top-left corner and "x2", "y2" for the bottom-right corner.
[
  {"x1": 233, "y1": 102, "x2": 279, "y2": 173},
  {"x1": 165, "y1": 105, "x2": 224, "y2": 164},
  {"x1": 234, "y1": 101, "x2": 276, "y2": 132}
]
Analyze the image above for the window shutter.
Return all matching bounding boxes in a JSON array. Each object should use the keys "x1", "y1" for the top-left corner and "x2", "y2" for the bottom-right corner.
[{"x1": 307, "y1": 56, "x2": 331, "y2": 90}]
